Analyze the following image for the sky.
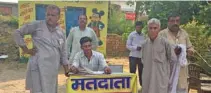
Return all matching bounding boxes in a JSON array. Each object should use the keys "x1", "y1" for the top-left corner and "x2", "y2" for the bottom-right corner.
[{"x1": 0, "y1": 0, "x2": 18, "y2": 3}]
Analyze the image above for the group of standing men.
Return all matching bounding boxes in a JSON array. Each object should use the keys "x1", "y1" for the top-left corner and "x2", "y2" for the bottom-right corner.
[{"x1": 126, "y1": 13, "x2": 194, "y2": 93}]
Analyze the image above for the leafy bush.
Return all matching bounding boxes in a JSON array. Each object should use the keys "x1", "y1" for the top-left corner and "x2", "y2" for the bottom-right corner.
[
  {"x1": 108, "y1": 4, "x2": 134, "y2": 35},
  {"x1": 8, "y1": 16, "x2": 18, "y2": 28},
  {"x1": 0, "y1": 15, "x2": 18, "y2": 28},
  {"x1": 108, "y1": 4, "x2": 148, "y2": 41},
  {"x1": 0, "y1": 24, "x2": 19, "y2": 62},
  {"x1": 0, "y1": 15, "x2": 19, "y2": 62},
  {"x1": 182, "y1": 21, "x2": 211, "y2": 72}
]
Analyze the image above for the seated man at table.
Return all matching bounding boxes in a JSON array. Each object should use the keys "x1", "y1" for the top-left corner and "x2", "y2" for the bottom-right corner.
[{"x1": 70, "y1": 36, "x2": 111, "y2": 74}]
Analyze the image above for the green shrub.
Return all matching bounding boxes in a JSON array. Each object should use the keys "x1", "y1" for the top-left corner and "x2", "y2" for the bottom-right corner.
[
  {"x1": 182, "y1": 21, "x2": 211, "y2": 72},
  {"x1": 0, "y1": 15, "x2": 19, "y2": 62},
  {"x1": 0, "y1": 15, "x2": 18, "y2": 28}
]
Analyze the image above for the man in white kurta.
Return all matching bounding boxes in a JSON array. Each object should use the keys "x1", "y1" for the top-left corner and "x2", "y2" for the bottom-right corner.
[
  {"x1": 66, "y1": 15, "x2": 98, "y2": 64},
  {"x1": 141, "y1": 18, "x2": 179, "y2": 93},
  {"x1": 14, "y1": 5, "x2": 69, "y2": 93}
]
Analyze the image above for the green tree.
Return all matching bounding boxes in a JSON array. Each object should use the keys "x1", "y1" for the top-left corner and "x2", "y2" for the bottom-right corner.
[
  {"x1": 134, "y1": 1, "x2": 211, "y2": 35},
  {"x1": 0, "y1": 15, "x2": 19, "y2": 62},
  {"x1": 108, "y1": 4, "x2": 134, "y2": 36},
  {"x1": 182, "y1": 22, "x2": 211, "y2": 72}
]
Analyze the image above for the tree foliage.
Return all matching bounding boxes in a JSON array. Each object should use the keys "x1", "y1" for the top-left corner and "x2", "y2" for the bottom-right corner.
[
  {"x1": 108, "y1": 3, "x2": 150, "y2": 41},
  {"x1": 108, "y1": 4, "x2": 134, "y2": 36},
  {"x1": 135, "y1": 1, "x2": 211, "y2": 35},
  {"x1": 182, "y1": 22, "x2": 211, "y2": 72},
  {"x1": 0, "y1": 15, "x2": 18, "y2": 28},
  {"x1": 0, "y1": 15, "x2": 19, "y2": 62}
]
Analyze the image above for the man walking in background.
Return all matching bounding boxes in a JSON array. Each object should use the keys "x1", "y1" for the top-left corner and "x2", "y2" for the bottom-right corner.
[{"x1": 126, "y1": 21, "x2": 145, "y2": 86}]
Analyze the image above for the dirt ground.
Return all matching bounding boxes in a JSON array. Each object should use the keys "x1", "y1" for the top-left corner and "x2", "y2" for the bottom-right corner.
[{"x1": 0, "y1": 57, "x2": 197, "y2": 93}]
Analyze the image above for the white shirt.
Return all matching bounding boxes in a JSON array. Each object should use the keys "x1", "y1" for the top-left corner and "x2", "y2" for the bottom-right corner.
[
  {"x1": 126, "y1": 31, "x2": 145, "y2": 58},
  {"x1": 72, "y1": 50, "x2": 108, "y2": 71}
]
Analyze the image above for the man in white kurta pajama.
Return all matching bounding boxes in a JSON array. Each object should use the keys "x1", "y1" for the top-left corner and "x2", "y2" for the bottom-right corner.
[
  {"x1": 141, "y1": 18, "x2": 180, "y2": 93},
  {"x1": 66, "y1": 15, "x2": 98, "y2": 64},
  {"x1": 14, "y1": 5, "x2": 69, "y2": 93}
]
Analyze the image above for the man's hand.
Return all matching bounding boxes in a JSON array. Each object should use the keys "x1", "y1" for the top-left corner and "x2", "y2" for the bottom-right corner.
[
  {"x1": 104, "y1": 67, "x2": 111, "y2": 74},
  {"x1": 174, "y1": 46, "x2": 182, "y2": 55},
  {"x1": 63, "y1": 65, "x2": 70, "y2": 77},
  {"x1": 70, "y1": 66, "x2": 78, "y2": 74},
  {"x1": 136, "y1": 46, "x2": 142, "y2": 51},
  {"x1": 21, "y1": 46, "x2": 37, "y2": 56},
  {"x1": 187, "y1": 49, "x2": 194, "y2": 56},
  {"x1": 65, "y1": 70, "x2": 70, "y2": 77}
]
